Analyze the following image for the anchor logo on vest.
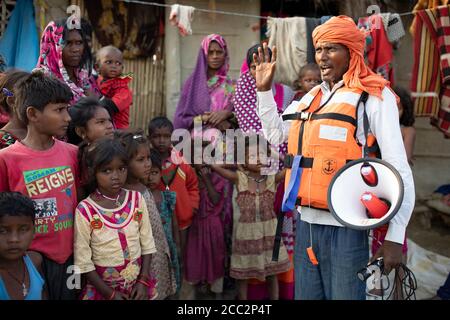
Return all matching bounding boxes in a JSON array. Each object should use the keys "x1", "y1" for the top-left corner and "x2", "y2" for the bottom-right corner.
[{"x1": 322, "y1": 159, "x2": 337, "y2": 175}]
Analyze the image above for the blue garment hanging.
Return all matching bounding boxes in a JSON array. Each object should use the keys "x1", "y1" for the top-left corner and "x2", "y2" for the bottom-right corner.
[{"x1": 0, "y1": 0, "x2": 39, "y2": 72}]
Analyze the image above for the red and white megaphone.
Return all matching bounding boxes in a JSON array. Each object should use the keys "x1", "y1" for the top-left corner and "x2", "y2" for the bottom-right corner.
[{"x1": 327, "y1": 158, "x2": 404, "y2": 230}]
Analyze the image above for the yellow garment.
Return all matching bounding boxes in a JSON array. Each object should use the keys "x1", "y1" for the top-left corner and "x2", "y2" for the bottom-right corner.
[{"x1": 74, "y1": 190, "x2": 157, "y2": 274}]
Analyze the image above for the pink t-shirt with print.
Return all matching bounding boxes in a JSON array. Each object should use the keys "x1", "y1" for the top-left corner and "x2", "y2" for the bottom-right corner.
[{"x1": 0, "y1": 139, "x2": 78, "y2": 264}]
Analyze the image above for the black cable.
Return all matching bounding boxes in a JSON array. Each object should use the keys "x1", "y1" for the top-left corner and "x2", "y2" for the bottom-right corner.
[{"x1": 385, "y1": 263, "x2": 417, "y2": 300}]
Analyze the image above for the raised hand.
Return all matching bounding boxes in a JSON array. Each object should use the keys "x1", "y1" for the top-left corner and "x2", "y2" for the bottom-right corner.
[{"x1": 253, "y1": 43, "x2": 277, "y2": 92}]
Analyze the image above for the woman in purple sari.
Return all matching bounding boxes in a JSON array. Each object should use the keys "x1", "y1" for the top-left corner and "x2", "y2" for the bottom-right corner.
[
  {"x1": 174, "y1": 34, "x2": 235, "y2": 296},
  {"x1": 173, "y1": 34, "x2": 235, "y2": 131}
]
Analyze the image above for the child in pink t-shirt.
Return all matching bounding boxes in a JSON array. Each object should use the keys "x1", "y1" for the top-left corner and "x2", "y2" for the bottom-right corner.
[{"x1": 0, "y1": 71, "x2": 79, "y2": 300}]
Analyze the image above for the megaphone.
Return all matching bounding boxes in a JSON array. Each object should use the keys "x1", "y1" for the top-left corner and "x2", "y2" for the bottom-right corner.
[{"x1": 327, "y1": 158, "x2": 404, "y2": 230}]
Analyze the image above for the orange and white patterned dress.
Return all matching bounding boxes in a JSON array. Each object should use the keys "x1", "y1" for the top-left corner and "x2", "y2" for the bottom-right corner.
[{"x1": 230, "y1": 171, "x2": 290, "y2": 281}]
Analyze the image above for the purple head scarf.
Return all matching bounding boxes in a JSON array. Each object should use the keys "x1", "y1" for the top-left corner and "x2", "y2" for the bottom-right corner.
[{"x1": 173, "y1": 34, "x2": 230, "y2": 129}]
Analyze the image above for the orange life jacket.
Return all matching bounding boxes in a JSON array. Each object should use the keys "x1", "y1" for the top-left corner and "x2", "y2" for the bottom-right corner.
[{"x1": 283, "y1": 86, "x2": 378, "y2": 210}]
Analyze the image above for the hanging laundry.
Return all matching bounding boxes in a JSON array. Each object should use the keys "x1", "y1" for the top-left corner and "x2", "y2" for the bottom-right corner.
[
  {"x1": 410, "y1": 0, "x2": 449, "y2": 34},
  {"x1": 358, "y1": 15, "x2": 394, "y2": 85},
  {"x1": 305, "y1": 18, "x2": 321, "y2": 64},
  {"x1": 0, "y1": 0, "x2": 39, "y2": 72},
  {"x1": 380, "y1": 13, "x2": 406, "y2": 45},
  {"x1": 433, "y1": 6, "x2": 450, "y2": 137},
  {"x1": 411, "y1": 7, "x2": 441, "y2": 117},
  {"x1": 411, "y1": 5, "x2": 450, "y2": 137},
  {"x1": 169, "y1": 4, "x2": 195, "y2": 36},
  {"x1": 267, "y1": 17, "x2": 308, "y2": 87},
  {"x1": 320, "y1": 15, "x2": 333, "y2": 24}
]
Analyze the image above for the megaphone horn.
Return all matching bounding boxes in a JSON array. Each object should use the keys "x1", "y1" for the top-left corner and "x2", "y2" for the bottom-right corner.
[
  {"x1": 360, "y1": 162, "x2": 378, "y2": 187},
  {"x1": 360, "y1": 192, "x2": 391, "y2": 219},
  {"x1": 327, "y1": 158, "x2": 404, "y2": 230}
]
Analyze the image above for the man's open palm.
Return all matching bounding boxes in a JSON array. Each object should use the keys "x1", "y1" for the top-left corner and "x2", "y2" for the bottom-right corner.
[{"x1": 254, "y1": 44, "x2": 277, "y2": 92}]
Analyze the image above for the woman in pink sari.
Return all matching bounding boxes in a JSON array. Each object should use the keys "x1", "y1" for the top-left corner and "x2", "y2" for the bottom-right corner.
[{"x1": 36, "y1": 18, "x2": 100, "y2": 105}]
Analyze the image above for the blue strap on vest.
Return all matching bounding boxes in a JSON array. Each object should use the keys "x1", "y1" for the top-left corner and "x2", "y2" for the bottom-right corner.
[{"x1": 281, "y1": 155, "x2": 303, "y2": 212}]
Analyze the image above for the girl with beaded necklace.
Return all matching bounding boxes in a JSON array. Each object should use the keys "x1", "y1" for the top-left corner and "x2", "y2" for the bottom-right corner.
[{"x1": 74, "y1": 138, "x2": 157, "y2": 300}]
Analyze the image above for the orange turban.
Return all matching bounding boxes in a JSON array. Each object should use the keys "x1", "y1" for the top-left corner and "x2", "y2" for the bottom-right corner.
[{"x1": 312, "y1": 15, "x2": 389, "y2": 99}]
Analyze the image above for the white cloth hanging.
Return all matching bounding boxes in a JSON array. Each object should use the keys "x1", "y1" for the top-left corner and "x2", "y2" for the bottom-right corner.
[
  {"x1": 380, "y1": 13, "x2": 405, "y2": 44},
  {"x1": 169, "y1": 4, "x2": 195, "y2": 36},
  {"x1": 267, "y1": 17, "x2": 308, "y2": 88}
]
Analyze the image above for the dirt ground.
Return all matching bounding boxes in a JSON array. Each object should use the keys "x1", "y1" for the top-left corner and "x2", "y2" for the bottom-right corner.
[{"x1": 407, "y1": 207, "x2": 450, "y2": 258}]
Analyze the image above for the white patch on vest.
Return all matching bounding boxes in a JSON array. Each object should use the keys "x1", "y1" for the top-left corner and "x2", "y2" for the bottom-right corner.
[
  {"x1": 299, "y1": 92, "x2": 315, "y2": 107},
  {"x1": 332, "y1": 91, "x2": 361, "y2": 106},
  {"x1": 319, "y1": 125, "x2": 348, "y2": 142}
]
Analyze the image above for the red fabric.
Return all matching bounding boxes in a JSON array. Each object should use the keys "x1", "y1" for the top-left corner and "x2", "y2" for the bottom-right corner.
[
  {"x1": 0, "y1": 111, "x2": 9, "y2": 126},
  {"x1": 361, "y1": 15, "x2": 394, "y2": 86},
  {"x1": 0, "y1": 140, "x2": 78, "y2": 264},
  {"x1": 436, "y1": 6, "x2": 450, "y2": 85},
  {"x1": 412, "y1": 6, "x2": 450, "y2": 137},
  {"x1": 434, "y1": 6, "x2": 450, "y2": 137},
  {"x1": 371, "y1": 227, "x2": 408, "y2": 255},
  {"x1": 97, "y1": 75, "x2": 133, "y2": 129},
  {"x1": 411, "y1": 8, "x2": 441, "y2": 117},
  {"x1": 157, "y1": 150, "x2": 200, "y2": 230}
]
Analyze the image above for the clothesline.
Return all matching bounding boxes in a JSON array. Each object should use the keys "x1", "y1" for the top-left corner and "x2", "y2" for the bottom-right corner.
[{"x1": 118, "y1": 0, "x2": 418, "y2": 20}]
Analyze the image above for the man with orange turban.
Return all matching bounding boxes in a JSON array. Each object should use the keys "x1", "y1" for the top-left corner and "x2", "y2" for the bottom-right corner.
[{"x1": 255, "y1": 16, "x2": 415, "y2": 299}]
